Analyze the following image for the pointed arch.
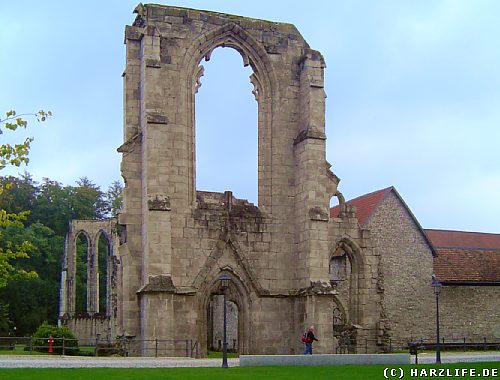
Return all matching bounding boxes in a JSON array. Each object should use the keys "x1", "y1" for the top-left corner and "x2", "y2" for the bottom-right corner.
[
  {"x1": 96, "y1": 230, "x2": 111, "y2": 315},
  {"x1": 332, "y1": 238, "x2": 367, "y2": 277},
  {"x1": 330, "y1": 237, "x2": 367, "y2": 325},
  {"x1": 196, "y1": 267, "x2": 253, "y2": 356},
  {"x1": 74, "y1": 230, "x2": 92, "y2": 246},
  {"x1": 183, "y1": 23, "x2": 277, "y2": 99},
  {"x1": 332, "y1": 295, "x2": 348, "y2": 333},
  {"x1": 73, "y1": 230, "x2": 92, "y2": 314},
  {"x1": 182, "y1": 23, "x2": 278, "y2": 208}
]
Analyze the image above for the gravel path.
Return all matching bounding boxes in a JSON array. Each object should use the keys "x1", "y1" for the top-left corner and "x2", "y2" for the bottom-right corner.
[{"x1": 0, "y1": 356, "x2": 240, "y2": 368}]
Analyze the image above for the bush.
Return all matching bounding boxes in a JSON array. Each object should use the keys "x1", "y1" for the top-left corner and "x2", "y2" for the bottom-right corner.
[{"x1": 32, "y1": 322, "x2": 79, "y2": 355}]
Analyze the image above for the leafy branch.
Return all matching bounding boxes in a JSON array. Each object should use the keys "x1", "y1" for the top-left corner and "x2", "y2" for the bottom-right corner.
[{"x1": 0, "y1": 110, "x2": 52, "y2": 170}]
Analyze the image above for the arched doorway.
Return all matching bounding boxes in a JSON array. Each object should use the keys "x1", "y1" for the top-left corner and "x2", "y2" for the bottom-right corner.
[
  {"x1": 329, "y1": 238, "x2": 368, "y2": 353},
  {"x1": 207, "y1": 295, "x2": 239, "y2": 353},
  {"x1": 197, "y1": 270, "x2": 252, "y2": 357},
  {"x1": 330, "y1": 238, "x2": 367, "y2": 326}
]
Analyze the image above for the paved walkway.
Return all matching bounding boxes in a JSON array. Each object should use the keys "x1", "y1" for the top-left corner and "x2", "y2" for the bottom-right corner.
[
  {"x1": 0, "y1": 355, "x2": 240, "y2": 368},
  {"x1": 413, "y1": 351, "x2": 500, "y2": 364},
  {"x1": 0, "y1": 352, "x2": 498, "y2": 368}
]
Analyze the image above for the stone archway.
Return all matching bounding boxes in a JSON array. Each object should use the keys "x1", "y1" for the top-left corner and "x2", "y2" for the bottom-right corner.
[
  {"x1": 72, "y1": 230, "x2": 92, "y2": 315},
  {"x1": 96, "y1": 230, "x2": 112, "y2": 316},
  {"x1": 330, "y1": 238, "x2": 368, "y2": 326},
  {"x1": 197, "y1": 269, "x2": 252, "y2": 357}
]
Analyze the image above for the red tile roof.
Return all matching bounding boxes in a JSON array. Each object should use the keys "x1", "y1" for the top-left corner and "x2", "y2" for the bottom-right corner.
[
  {"x1": 425, "y1": 229, "x2": 500, "y2": 249},
  {"x1": 330, "y1": 187, "x2": 393, "y2": 226},
  {"x1": 426, "y1": 229, "x2": 500, "y2": 284},
  {"x1": 432, "y1": 247, "x2": 500, "y2": 284}
]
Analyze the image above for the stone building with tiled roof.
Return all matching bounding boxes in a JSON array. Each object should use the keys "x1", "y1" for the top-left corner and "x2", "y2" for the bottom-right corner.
[
  {"x1": 427, "y1": 229, "x2": 500, "y2": 285},
  {"x1": 330, "y1": 187, "x2": 500, "y2": 344}
]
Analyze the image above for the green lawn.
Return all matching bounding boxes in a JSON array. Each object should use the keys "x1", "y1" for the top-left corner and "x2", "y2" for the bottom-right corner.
[
  {"x1": 0, "y1": 345, "x2": 50, "y2": 356},
  {"x1": 0, "y1": 344, "x2": 123, "y2": 356},
  {"x1": 207, "y1": 350, "x2": 239, "y2": 358},
  {"x1": 0, "y1": 347, "x2": 238, "y2": 358},
  {"x1": 0, "y1": 363, "x2": 498, "y2": 380}
]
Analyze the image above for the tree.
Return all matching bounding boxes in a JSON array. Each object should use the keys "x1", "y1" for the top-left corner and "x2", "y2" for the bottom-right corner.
[
  {"x1": 1, "y1": 110, "x2": 51, "y2": 288},
  {"x1": 104, "y1": 180, "x2": 123, "y2": 218},
  {"x1": 0, "y1": 189, "x2": 37, "y2": 333},
  {"x1": 0, "y1": 110, "x2": 51, "y2": 169},
  {"x1": 0, "y1": 110, "x2": 51, "y2": 332},
  {"x1": 0, "y1": 302, "x2": 11, "y2": 333},
  {"x1": 0, "y1": 173, "x2": 38, "y2": 216},
  {"x1": 31, "y1": 177, "x2": 108, "y2": 236},
  {"x1": 0, "y1": 211, "x2": 37, "y2": 288},
  {"x1": 31, "y1": 179, "x2": 71, "y2": 236},
  {"x1": 0, "y1": 222, "x2": 62, "y2": 334},
  {"x1": 72, "y1": 177, "x2": 107, "y2": 220}
]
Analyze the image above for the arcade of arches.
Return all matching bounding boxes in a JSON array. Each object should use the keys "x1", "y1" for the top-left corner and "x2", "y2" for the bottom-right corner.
[{"x1": 59, "y1": 220, "x2": 120, "y2": 340}]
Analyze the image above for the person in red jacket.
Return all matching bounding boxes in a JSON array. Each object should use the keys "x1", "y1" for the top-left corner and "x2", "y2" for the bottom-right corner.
[{"x1": 303, "y1": 325, "x2": 318, "y2": 355}]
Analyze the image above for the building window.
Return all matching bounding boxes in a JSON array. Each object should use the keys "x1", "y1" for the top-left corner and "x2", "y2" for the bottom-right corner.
[{"x1": 330, "y1": 250, "x2": 347, "y2": 282}]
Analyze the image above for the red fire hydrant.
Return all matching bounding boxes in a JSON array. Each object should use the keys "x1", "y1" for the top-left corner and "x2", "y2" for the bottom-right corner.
[{"x1": 48, "y1": 335, "x2": 54, "y2": 353}]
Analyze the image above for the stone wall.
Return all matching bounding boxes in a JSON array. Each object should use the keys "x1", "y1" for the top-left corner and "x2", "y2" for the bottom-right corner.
[
  {"x1": 366, "y1": 192, "x2": 435, "y2": 343},
  {"x1": 439, "y1": 286, "x2": 500, "y2": 341},
  {"x1": 64, "y1": 316, "x2": 111, "y2": 342},
  {"x1": 210, "y1": 296, "x2": 238, "y2": 351}
]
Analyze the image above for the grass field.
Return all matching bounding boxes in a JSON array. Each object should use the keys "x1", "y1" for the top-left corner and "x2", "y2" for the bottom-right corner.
[
  {"x1": 207, "y1": 350, "x2": 239, "y2": 358},
  {"x1": 0, "y1": 346, "x2": 49, "y2": 356},
  {"x1": 0, "y1": 347, "x2": 238, "y2": 358},
  {"x1": 0, "y1": 362, "x2": 498, "y2": 380}
]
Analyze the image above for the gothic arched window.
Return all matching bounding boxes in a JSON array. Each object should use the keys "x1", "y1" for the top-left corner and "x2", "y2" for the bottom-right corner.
[{"x1": 330, "y1": 249, "x2": 348, "y2": 282}]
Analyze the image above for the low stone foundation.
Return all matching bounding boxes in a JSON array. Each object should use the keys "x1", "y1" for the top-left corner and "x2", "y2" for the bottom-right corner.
[{"x1": 240, "y1": 354, "x2": 410, "y2": 366}]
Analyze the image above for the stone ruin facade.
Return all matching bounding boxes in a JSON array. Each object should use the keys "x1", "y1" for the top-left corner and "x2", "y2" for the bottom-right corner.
[
  {"x1": 60, "y1": 4, "x2": 388, "y2": 355},
  {"x1": 59, "y1": 220, "x2": 121, "y2": 341}
]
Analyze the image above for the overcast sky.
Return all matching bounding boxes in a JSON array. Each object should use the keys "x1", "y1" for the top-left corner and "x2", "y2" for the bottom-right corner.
[{"x1": 1, "y1": 0, "x2": 499, "y2": 233}]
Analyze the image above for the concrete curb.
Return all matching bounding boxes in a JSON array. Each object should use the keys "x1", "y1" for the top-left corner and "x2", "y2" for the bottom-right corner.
[{"x1": 240, "y1": 354, "x2": 410, "y2": 366}]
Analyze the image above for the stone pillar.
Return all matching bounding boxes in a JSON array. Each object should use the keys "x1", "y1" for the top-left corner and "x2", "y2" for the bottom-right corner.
[
  {"x1": 62, "y1": 232, "x2": 74, "y2": 316},
  {"x1": 294, "y1": 51, "x2": 338, "y2": 286},
  {"x1": 88, "y1": 239, "x2": 98, "y2": 314}
]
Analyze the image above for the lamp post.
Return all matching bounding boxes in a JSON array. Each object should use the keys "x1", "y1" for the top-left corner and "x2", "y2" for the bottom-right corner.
[
  {"x1": 219, "y1": 273, "x2": 231, "y2": 368},
  {"x1": 432, "y1": 274, "x2": 442, "y2": 364}
]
